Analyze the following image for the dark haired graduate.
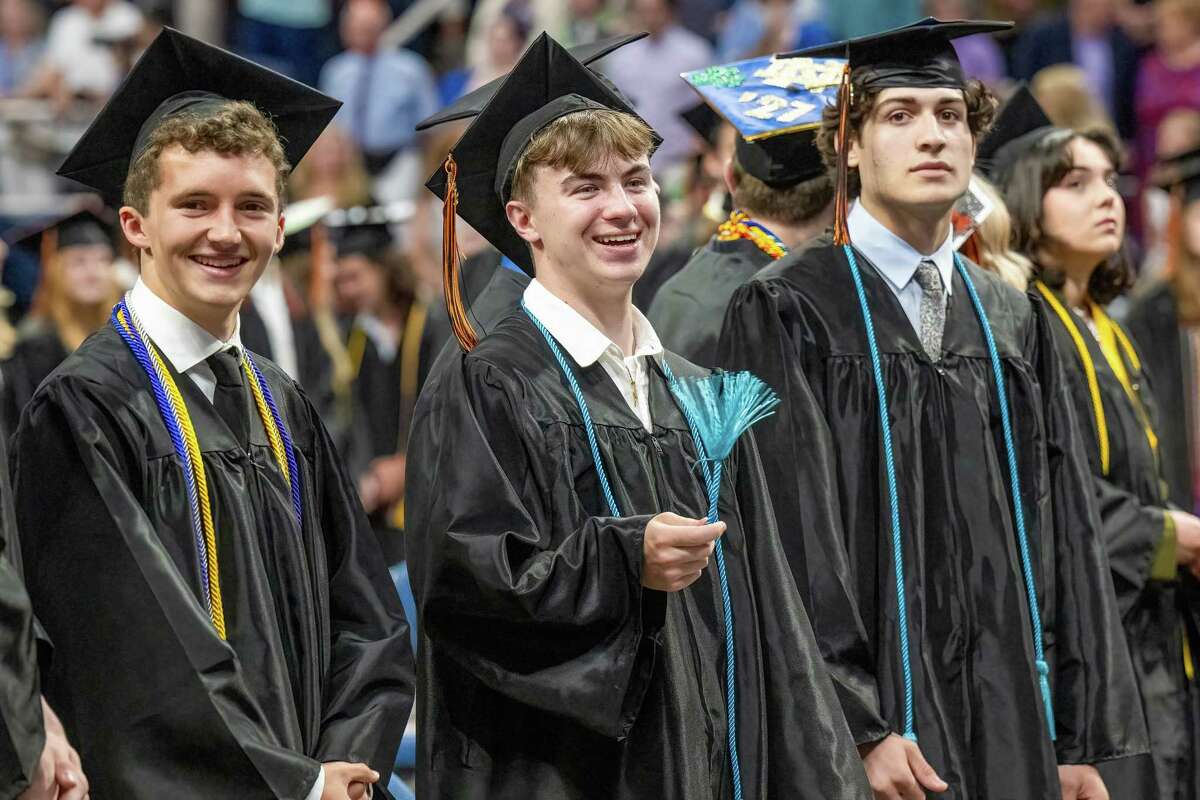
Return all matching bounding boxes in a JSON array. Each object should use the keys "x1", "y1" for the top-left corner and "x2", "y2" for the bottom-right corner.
[
  {"x1": 11, "y1": 29, "x2": 413, "y2": 799},
  {"x1": 718, "y1": 18, "x2": 1146, "y2": 800},
  {"x1": 404, "y1": 33, "x2": 871, "y2": 800}
]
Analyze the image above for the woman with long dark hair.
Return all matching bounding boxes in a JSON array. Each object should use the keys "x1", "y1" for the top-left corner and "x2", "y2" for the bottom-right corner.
[{"x1": 999, "y1": 126, "x2": 1200, "y2": 800}]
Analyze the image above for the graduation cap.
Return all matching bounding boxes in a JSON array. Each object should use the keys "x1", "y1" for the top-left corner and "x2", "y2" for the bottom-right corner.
[
  {"x1": 1151, "y1": 145, "x2": 1200, "y2": 206},
  {"x1": 781, "y1": 17, "x2": 1013, "y2": 243},
  {"x1": 975, "y1": 84, "x2": 1056, "y2": 181},
  {"x1": 325, "y1": 203, "x2": 416, "y2": 258},
  {"x1": 681, "y1": 102, "x2": 724, "y2": 149},
  {"x1": 57, "y1": 27, "x2": 341, "y2": 203},
  {"x1": 425, "y1": 33, "x2": 659, "y2": 350},
  {"x1": 682, "y1": 55, "x2": 842, "y2": 189},
  {"x1": 3, "y1": 209, "x2": 114, "y2": 261},
  {"x1": 415, "y1": 32, "x2": 648, "y2": 131}
]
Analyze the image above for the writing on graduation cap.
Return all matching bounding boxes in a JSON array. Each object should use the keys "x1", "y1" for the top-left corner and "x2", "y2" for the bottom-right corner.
[{"x1": 682, "y1": 56, "x2": 846, "y2": 142}]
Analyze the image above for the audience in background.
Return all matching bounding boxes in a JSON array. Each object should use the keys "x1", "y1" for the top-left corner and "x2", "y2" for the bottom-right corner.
[{"x1": 0, "y1": 0, "x2": 43, "y2": 96}]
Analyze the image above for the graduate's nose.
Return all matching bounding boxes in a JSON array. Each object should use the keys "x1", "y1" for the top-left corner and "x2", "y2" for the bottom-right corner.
[
  {"x1": 601, "y1": 186, "x2": 637, "y2": 223},
  {"x1": 916, "y1": 111, "x2": 948, "y2": 151},
  {"x1": 207, "y1": 207, "x2": 243, "y2": 247}
]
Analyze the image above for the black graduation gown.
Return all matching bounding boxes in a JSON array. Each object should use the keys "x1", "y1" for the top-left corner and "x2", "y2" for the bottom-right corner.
[
  {"x1": 240, "y1": 297, "x2": 336, "y2": 421},
  {"x1": 1041, "y1": 287, "x2": 1200, "y2": 800},
  {"x1": 718, "y1": 241, "x2": 1147, "y2": 799},
  {"x1": 404, "y1": 311, "x2": 872, "y2": 800},
  {"x1": 11, "y1": 326, "x2": 414, "y2": 799},
  {"x1": 0, "y1": 323, "x2": 68, "y2": 437},
  {"x1": 1124, "y1": 282, "x2": 1196, "y2": 512},
  {"x1": 0, "y1": 431, "x2": 45, "y2": 797},
  {"x1": 648, "y1": 236, "x2": 776, "y2": 366}
]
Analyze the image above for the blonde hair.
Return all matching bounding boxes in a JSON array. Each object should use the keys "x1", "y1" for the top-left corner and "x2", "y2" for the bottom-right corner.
[
  {"x1": 969, "y1": 175, "x2": 1032, "y2": 291},
  {"x1": 124, "y1": 100, "x2": 290, "y2": 213},
  {"x1": 1031, "y1": 65, "x2": 1116, "y2": 136},
  {"x1": 509, "y1": 108, "x2": 655, "y2": 203}
]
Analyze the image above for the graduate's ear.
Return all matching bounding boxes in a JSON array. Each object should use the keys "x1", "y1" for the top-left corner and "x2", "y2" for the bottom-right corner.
[
  {"x1": 845, "y1": 129, "x2": 862, "y2": 170},
  {"x1": 119, "y1": 206, "x2": 152, "y2": 253},
  {"x1": 505, "y1": 198, "x2": 543, "y2": 247},
  {"x1": 722, "y1": 157, "x2": 737, "y2": 197},
  {"x1": 274, "y1": 212, "x2": 286, "y2": 254}
]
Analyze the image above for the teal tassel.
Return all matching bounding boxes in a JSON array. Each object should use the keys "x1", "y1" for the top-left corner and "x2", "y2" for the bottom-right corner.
[{"x1": 667, "y1": 370, "x2": 779, "y2": 800}]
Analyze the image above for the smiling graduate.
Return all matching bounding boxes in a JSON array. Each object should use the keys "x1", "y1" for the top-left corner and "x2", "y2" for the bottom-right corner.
[
  {"x1": 404, "y1": 32, "x2": 871, "y2": 800},
  {"x1": 10, "y1": 29, "x2": 413, "y2": 800}
]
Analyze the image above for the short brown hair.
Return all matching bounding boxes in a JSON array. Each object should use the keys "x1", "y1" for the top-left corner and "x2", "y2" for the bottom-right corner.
[
  {"x1": 509, "y1": 109, "x2": 655, "y2": 204},
  {"x1": 123, "y1": 100, "x2": 291, "y2": 214},
  {"x1": 815, "y1": 74, "x2": 998, "y2": 197},
  {"x1": 998, "y1": 127, "x2": 1131, "y2": 304},
  {"x1": 730, "y1": 158, "x2": 832, "y2": 225}
]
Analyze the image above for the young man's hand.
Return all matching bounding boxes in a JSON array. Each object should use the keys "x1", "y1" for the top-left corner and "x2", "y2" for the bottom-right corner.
[
  {"x1": 321, "y1": 762, "x2": 379, "y2": 800},
  {"x1": 18, "y1": 697, "x2": 88, "y2": 800},
  {"x1": 1170, "y1": 510, "x2": 1200, "y2": 577},
  {"x1": 642, "y1": 512, "x2": 724, "y2": 592},
  {"x1": 1058, "y1": 764, "x2": 1108, "y2": 800},
  {"x1": 858, "y1": 733, "x2": 949, "y2": 800}
]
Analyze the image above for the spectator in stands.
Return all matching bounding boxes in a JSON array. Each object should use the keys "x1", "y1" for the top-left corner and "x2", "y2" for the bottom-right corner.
[
  {"x1": 1134, "y1": 0, "x2": 1200, "y2": 178},
  {"x1": 928, "y1": 0, "x2": 1007, "y2": 85},
  {"x1": 1012, "y1": 0, "x2": 1139, "y2": 139},
  {"x1": 288, "y1": 124, "x2": 373, "y2": 209},
  {"x1": 24, "y1": 0, "x2": 141, "y2": 113},
  {"x1": 565, "y1": 0, "x2": 617, "y2": 46},
  {"x1": 603, "y1": 0, "x2": 713, "y2": 172},
  {"x1": 824, "y1": 0, "x2": 920, "y2": 39},
  {"x1": 0, "y1": 0, "x2": 44, "y2": 97},
  {"x1": 319, "y1": 0, "x2": 438, "y2": 183},
  {"x1": 235, "y1": 0, "x2": 333, "y2": 87},
  {"x1": 715, "y1": 0, "x2": 832, "y2": 62},
  {"x1": 1033, "y1": 63, "x2": 1118, "y2": 133}
]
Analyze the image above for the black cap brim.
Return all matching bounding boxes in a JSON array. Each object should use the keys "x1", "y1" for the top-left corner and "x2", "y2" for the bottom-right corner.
[
  {"x1": 416, "y1": 32, "x2": 648, "y2": 131},
  {"x1": 976, "y1": 84, "x2": 1054, "y2": 178},
  {"x1": 426, "y1": 34, "x2": 659, "y2": 275},
  {"x1": 4, "y1": 208, "x2": 115, "y2": 252},
  {"x1": 57, "y1": 27, "x2": 341, "y2": 202}
]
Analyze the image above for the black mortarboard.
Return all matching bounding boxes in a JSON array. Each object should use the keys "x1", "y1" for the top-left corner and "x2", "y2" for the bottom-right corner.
[
  {"x1": 976, "y1": 84, "x2": 1055, "y2": 180},
  {"x1": 325, "y1": 203, "x2": 415, "y2": 257},
  {"x1": 57, "y1": 27, "x2": 341, "y2": 202},
  {"x1": 735, "y1": 130, "x2": 824, "y2": 187},
  {"x1": 1152, "y1": 146, "x2": 1200, "y2": 206},
  {"x1": 681, "y1": 102, "x2": 723, "y2": 148},
  {"x1": 415, "y1": 32, "x2": 648, "y2": 131},
  {"x1": 782, "y1": 17, "x2": 1012, "y2": 91},
  {"x1": 4, "y1": 209, "x2": 114, "y2": 254}
]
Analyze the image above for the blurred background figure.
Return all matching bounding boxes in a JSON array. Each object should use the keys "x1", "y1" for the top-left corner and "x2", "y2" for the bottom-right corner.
[
  {"x1": 0, "y1": 0, "x2": 44, "y2": 97},
  {"x1": 0, "y1": 207, "x2": 121, "y2": 435},
  {"x1": 715, "y1": 0, "x2": 832, "y2": 62}
]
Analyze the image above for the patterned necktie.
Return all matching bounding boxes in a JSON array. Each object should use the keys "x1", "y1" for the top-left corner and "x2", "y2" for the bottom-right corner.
[
  {"x1": 913, "y1": 260, "x2": 946, "y2": 361},
  {"x1": 207, "y1": 348, "x2": 249, "y2": 448}
]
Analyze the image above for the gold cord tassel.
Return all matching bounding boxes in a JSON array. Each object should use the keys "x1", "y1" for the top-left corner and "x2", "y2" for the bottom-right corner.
[
  {"x1": 442, "y1": 155, "x2": 478, "y2": 351},
  {"x1": 833, "y1": 65, "x2": 852, "y2": 246}
]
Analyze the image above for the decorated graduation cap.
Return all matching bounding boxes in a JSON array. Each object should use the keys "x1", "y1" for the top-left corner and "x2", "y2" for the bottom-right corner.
[
  {"x1": 416, "y1": 32, "x2": 648, "y2": 131},
  {"x1": 781, "y1": 17, "x2": 1013, "y2": 243},
  {"x1": 325, "y1": 203, "x2": 416, "y2": 258},
  {"x1": 57, "y1": 27, "x2": 341, "y2": 202},
  {"x1": 976, "y1": 84, "x2": 1055, "y2": 181},
  {"x1": 682, "y1": 55, "x2": 843, "y2": 189},
  {"x1": 424, "y1": 32, "x2": 659, "y2": 350}
]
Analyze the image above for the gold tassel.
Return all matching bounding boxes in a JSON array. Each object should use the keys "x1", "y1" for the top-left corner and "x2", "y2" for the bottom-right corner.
[
  {"x1": 442, "y1": 154, "x2": 478, "y2": 351},
  {"x1": 833, "y1": 64, "x2": 852, "y2": 246}
]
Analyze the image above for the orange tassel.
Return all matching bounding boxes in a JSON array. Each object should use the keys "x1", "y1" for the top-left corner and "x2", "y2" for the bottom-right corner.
[
  {"x1": 1165, "y1": 186, "x2": 1183, "y2": 280},
  {"x1": 833, "y1": 65, "x2": 852, "y2": 246},
  {"x1": 441, "y1": 154, "x2": 478, "y2": 351},
  {"x1": 30, "y1": 227, "x2": 58, "y2": 319}
]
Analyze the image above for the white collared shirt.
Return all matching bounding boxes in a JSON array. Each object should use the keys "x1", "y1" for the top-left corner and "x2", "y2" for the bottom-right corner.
[
  {"x1": 125, "y1": 278, "x2": 244, "y2": 403},
  {"x1": 848, "y1": 200, "x2": 956, "y2": 334},
  {"x1": 127, "y1": 277, "x2": 334, "y2": 800},
  {"x1": 523, "y1": 279, "x2": 664, "y2": 432}
]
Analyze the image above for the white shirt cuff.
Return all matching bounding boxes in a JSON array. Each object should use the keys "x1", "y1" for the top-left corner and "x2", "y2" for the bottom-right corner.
[{"x1": 303, "y1": 766, "x2": 325, "y2": 800}]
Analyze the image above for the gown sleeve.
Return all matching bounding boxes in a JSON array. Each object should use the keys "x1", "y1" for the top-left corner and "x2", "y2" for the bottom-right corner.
[
  {"x1": 717, "y1": 278, "x2": 890, "y2": 746},
  {"x1": 302, "y1": 389, "x2": 415, "y2": 771},
  {"x1": 404, "y1": 352, "x2": 666, "y2": 740},
  {"x1": 725, "y1": 429, "x2": 874, "y2": 797},
  {"x1": 0, "y1": 433, "x2": 44, "y2": 798},
  {"x1": 12, "y1": 375, "x2": 324, "y2": 799},
  {"x1": 1026, "y1": 294, "x2": 1150, "y2": 765}
]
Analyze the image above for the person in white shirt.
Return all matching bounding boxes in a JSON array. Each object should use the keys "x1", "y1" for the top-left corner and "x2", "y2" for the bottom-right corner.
[
  {"x1": 404, "y1": 31, "x2": 870, "y2": 800},
  {"x1": 26, "y1": 0, "x2": 141, "y2": 109}
]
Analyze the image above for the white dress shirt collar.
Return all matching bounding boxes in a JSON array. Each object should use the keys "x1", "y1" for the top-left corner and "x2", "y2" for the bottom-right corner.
[
  {"x1": 522, "y1": 279, "x2": 663, "y2": 366},
  {"x1": 848, "y1": 200, "x2": 955, "y2": 296},
  {"x1": 126, "y1": 277, "x2": 244, "y2": 374}
]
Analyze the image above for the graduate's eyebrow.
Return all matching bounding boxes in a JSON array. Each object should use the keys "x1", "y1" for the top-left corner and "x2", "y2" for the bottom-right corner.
[
  {"x1": 875, "y1": 94, "x2": 967, "y2": 113},
  {"x1": 167, "y1": 188, "x2": 276, "y2": 205},
  {"x1": 562, "y1": 163, "x2": 651, "y2": 186}
]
